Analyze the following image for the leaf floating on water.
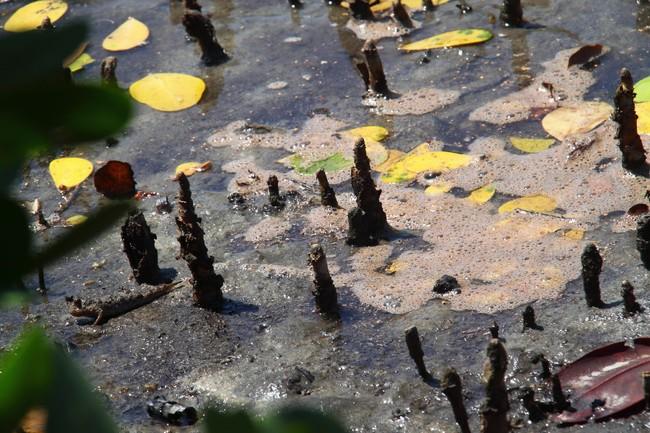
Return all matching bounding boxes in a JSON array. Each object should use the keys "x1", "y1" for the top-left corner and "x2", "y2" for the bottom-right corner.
[
  {"x1": 370, "y1": 0, "x2": 448, "y2": 12},
  {"x1": 509, "y1": 137, "x2": 555, "y2": 153},
  {"x1": 290, "y1": 153, "x2": 353, "y2": 175},
  {"x1": 3, "y1": 0, "x2": 68, "y2": 32},
  {"x1": 541, "y1": 102, "x2": 612, "y2": 140},
  {"x1": 67, "y1": 52, "x2": 94, "y2": 72},
  {"x1": 49, "y1": 157, "x2": 93, "y2": 190},
  {"x1": 129, "y1": 73, "x2": 206, "y2": 112},
  {"x1": 467, "y1": 184, "x2": 495, "y2": 204},
  {"x1": 381, "y1": 143, "x2": 472, "y2": 184},
  {"x1": 635, "y1": 102, "x2": 650, "y2": 134},
  {"x1": 498, "y1": 194, "x2": 556, "y2": 214},
  {"x1": 66, "y1": 214, "x2": 88, "y2": 226},
  {"x1": 94, "y1": 160, "x2": 137, "y2": 199},
  {"x1": 555, "y1": 338, "x2": 650, "y2": 425},
  {"x1": 174, "y1": 161, "x2": 213, "y2": 178},
  {"x1": 399, "y1": 28, "x2": 492, "y2": 52},
  {"x1": 567, "y1": 44, "x2": 603, "y2": 68},
  {"x1": 102, "y1": 17, "x2": 149, "y2": 52},
  {"x1": 343, "y1": 125, "x2": 389, "y2": 142},
  {"x1": 374, "y1": 149, "x2": 404, "y2": 173},
  {"x1": 424, "y1": 182, "x2": 452, "y2": 196}
]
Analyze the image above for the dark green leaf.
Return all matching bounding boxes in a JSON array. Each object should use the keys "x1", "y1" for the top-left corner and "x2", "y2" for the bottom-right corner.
[{"x1": 204, "y1": 409, "x2": 259, "y2": 433}]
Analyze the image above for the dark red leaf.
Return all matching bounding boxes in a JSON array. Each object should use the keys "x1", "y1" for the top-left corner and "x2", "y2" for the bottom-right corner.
[
  {"x1": 554, "y1": 338, "x2": 650, "y2": 424},
  {"x1": 628, "y1": 203, "x2": 649, "y2": 216},
  {"x1": 94, "y1": 160, "x2": 137, "y2": 199},
  {"x1": 567, "y1": 44, "x2": 603, "y2": 68}
]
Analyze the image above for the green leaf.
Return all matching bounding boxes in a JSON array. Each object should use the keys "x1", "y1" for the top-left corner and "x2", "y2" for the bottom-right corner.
[
  {"x1": 291, "y1": 153, "x2": 352, "y2": 175},
  {"x1": 34, "y1": 201, "x2": 132, "y2": 270},
  {"x1": 0, "y1": 22, "x2": 87, "y2": 92},
  {"x1": 204, "y1": 409, "x2": 260, "y2": 433},
  {"x1": 0, "y1": 328, "x2": 54, "y2": 433},
  {"x1": 636, "y1": 75, "x2": 650, "y2": 103}
]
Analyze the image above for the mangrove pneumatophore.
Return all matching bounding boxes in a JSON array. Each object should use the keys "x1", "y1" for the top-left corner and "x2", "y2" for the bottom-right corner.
[
  {"x1": 621, "y1": 280, "x2": 643, "y2": 315},
  {"x1": 392, "y1": 0, "x2": 414, "y2": 28},
  {"x1": 522, "y1": 305, "x2": 542, "y2": 331},
  {"x1": 637, "y1": 214, "x2": 650, "y2": 268},
  {"x1": 613, "y1": 68, "x2": 646, "y2": 170},
  {"x1": 405, "y1": 326, "x2": 433, "y2": 381},
  {"x1": 581, "y1": 243, "x2": 604, "y2": 307},
  {"x1": 349, "y1": 0, "x2": 374, "y2": 20},
  {"x1": 267, "y1": 175, "x2": 286, "y2": 209},
  {"x1": 316, "y1": 169, "x2": 339, "y2": 208},
  {"x1": 175, "y1": 173, "x2": 224, "y2": 310},
  {"x1": 121, "y1": 211, "x2": 163, "y2": 285},
  {"x1": 347, "y1": 138, "x2": 388, "y2": 246},
  {"x1": 100, "y1": 57, "x2": 118, "y2": 87},
  {"x1": 480, "y1": 339, "x2": 509, "y2": 433},
  {"x1": 552, "y1": 374, "x2": 570, "y2": 411},
  {"x1": 500, "y1": 0, "x2": 524, "y2": 27},
  {"x1": 361, "y1": 40, "x2": 391, "y2": 98},
  {"x1": 182, "y1": 10, "x2": 229, "y2": 66},
  {"x1": 519, "y1": 387, "x2": 545, "y2": 423},
  {"x1": 308, "y1": 243, "x2": 339, "y2": 316},
  {"x1": 442, "y1": 368, "x2": 472, "y2": 433}
]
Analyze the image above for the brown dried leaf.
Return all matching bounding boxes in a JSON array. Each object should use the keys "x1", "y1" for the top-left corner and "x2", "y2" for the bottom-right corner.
[{"x1": 567, "y1": 44, "x2": 603, "y2": 68}]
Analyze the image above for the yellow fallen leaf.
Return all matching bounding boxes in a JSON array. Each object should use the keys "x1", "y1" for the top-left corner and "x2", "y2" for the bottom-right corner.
[
  {"x1": 374, "y1": 149, "x2": 405, "y2": 173},
  {"x1": 424, "y1": 181, "x2": 452, "y2": 196},
  {"x1": 48, "y1": 157, "x2": 93, "y2": 190},
  {"x1": 365, "y1": 139, "x2": 389, "y2": 166},
  {"x1": 4, "y1": 0, "x2": 67, "y2": 32},
  {"x1": 399, "y1": 28, "x2": 492, "y2": 52},
  {"x1": 383, "y1": 260, "x2": 404, "y2": 275},
  {"x1": 370, "y1": 0, "x2": 449, "y2": 13},
  {"x1": 509, "y1": 137, "x2": 555, "y2": 153},
  {"x1": 102, "y1": 17, "x2": 149, "y2": 51},
  {"x1": 498, "y1": 194, "x2": 556, "y2": 214},
  {"x1": 68, "y1": 52, "x2": 94, "y2": 72},
  {"x1": 66, "y1": 214, "x2": 88, "y2": 226},
  {"x1": 344, "y1": 125, "x2": 389, "y2": 142},
  {"x1": 636, "y1": 102, "x2": 650, "y2": 135},
  {"x1": 541, "y1": 102, "x2": 612, "y2": 140},
  {"x1": 129, "y1": 73, "x2": 206, "y2": 112},
  {"x1": 467, "y1": 184, "x2": 495, "y2": 204},
  {"x1": 562, "y1": 229, "x2": 585, "y2": 240},
  {"x1": 381, "y1": 143, "x2": 472, "y2": 183},
  {"x1": 174, "y1": 161, "x2": 213, "y2": 178}
]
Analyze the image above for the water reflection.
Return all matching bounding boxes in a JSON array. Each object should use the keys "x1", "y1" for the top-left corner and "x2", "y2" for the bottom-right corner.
[{"x1": 637, "y1": 0, "x2": 650, "y2": 33}]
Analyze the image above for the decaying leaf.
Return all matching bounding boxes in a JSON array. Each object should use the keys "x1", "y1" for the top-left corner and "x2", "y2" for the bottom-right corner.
[
  {"x1": 498, "y1": 194, "x2": 556, "y2": 214},
  {"x1": 398, "y1": 28, "x2": 492, "y2": 52},
  {"x1": 129, "y1": 73, "x2": 206, "y2": 112},
  {"x1": 567, "y1": 44, "x2": 603, "y2": 68},
  {"x1": 343, "y1": 125, "x2": 389, "y2": 142},
  {"x1": 102, "y1": 17, "x2": 149, "y2": 52},
  {"x1": 509, "y1": 137, "x2": 555, "y2": 153},
  {"x1": 555, "y1": 338, "x2": 650, "y2": 424},
  {"x1": 541, "y1": 102, "x2": 613, "y2": 140},
  {"x1": 68, "y1": 52, "x2": 94, "y2": 72},
  {"x1": 94, "y1": 160, "x2": 136, "y2": 199},
  {"x1": 424, "y1": 181, "x2": 452, "y2": 196},
  {"x1": 467, "y1": 184, "x2": 495, "y2": 204},
  {"x1": 49, "y1": 157, "x2": 93, "y2": 190},
  {"x1": 562, "y1": 228, "x2": 585, "y2": 240},
  {"x1": 66, "y1": 214, "x2": 88, "y2": 225},
  {"x1": 380, "y1": 143, "x2": 472, "y2": 184},
  {"x1": 3, "y1": 0, "x2": 68, "y2": 32},
  {"x1": 174, "y1": 161, "x2": 213, "y2": 178}
]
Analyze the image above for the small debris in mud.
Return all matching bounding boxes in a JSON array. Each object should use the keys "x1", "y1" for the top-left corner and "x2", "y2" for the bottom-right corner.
[
  {"x1": 288, "y1": 0, "x2": 303, "y2": 9},
  {"x1": 146, "y1": 396, "x2": 198, "y2": 426},
  {"x1": 309, "y1": 243, "x2": 339, "y2": 316},
  {"x1": 286, "y1": 366, "x2": 315, "y2": 395},
  {"x1": 500, "y1": 0, "x2": 523, "y2": 27},
  {"x1": 489, "y1": 321, "x2": 499, "y2": 339},
  {"x1": 175, "y1": 173, "x2": 224, "y2": 309},
  {"x1": 613, "y1": 68, "x2": 646, "y2": 170},
  {"x1": 184, "y1": 0, "x2": 202, "y2": 11},
  {"x1": 567, "y1": 44, "x2": 604, "y2": 69},
  {"x1": 432, "y1": 275, "x2": 460, "y2": 294},
  {"x1": 405, "y1": 326, "x2": 432, "y2": 381},
  {"x1": 155, "y1": 196, "x2": 173, "y2": 214},
  {"x1": 121, "y1": 212, "x2": 163, "y2": 285},
  {"x1": 267, "y1": 81, "x2": 288, "y2": 90},
  {"x1": 441, "y1": 368, "x2": 471, "y2": 433},
  {"x1": 621, "y1": 280, "x2": 643, "y2": 316},
  {"x1": 581, "y1": 243, "x2": 604, "y2": 308},
  {"x1": 456, "y1": 0, "x2": 472, "y2": 14},
  {"x1": 480, "y1": 339, "x2": 509, "y2": 433},
  {"x1": 182, "y1": 10, "x2": 229, "y2": 66},
  {"x1": 347, "y1": 138, "x2": 388, "y2": 246},
  {"x1": 522, "y1": 305, "x2": 542, "y2": 331}
]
